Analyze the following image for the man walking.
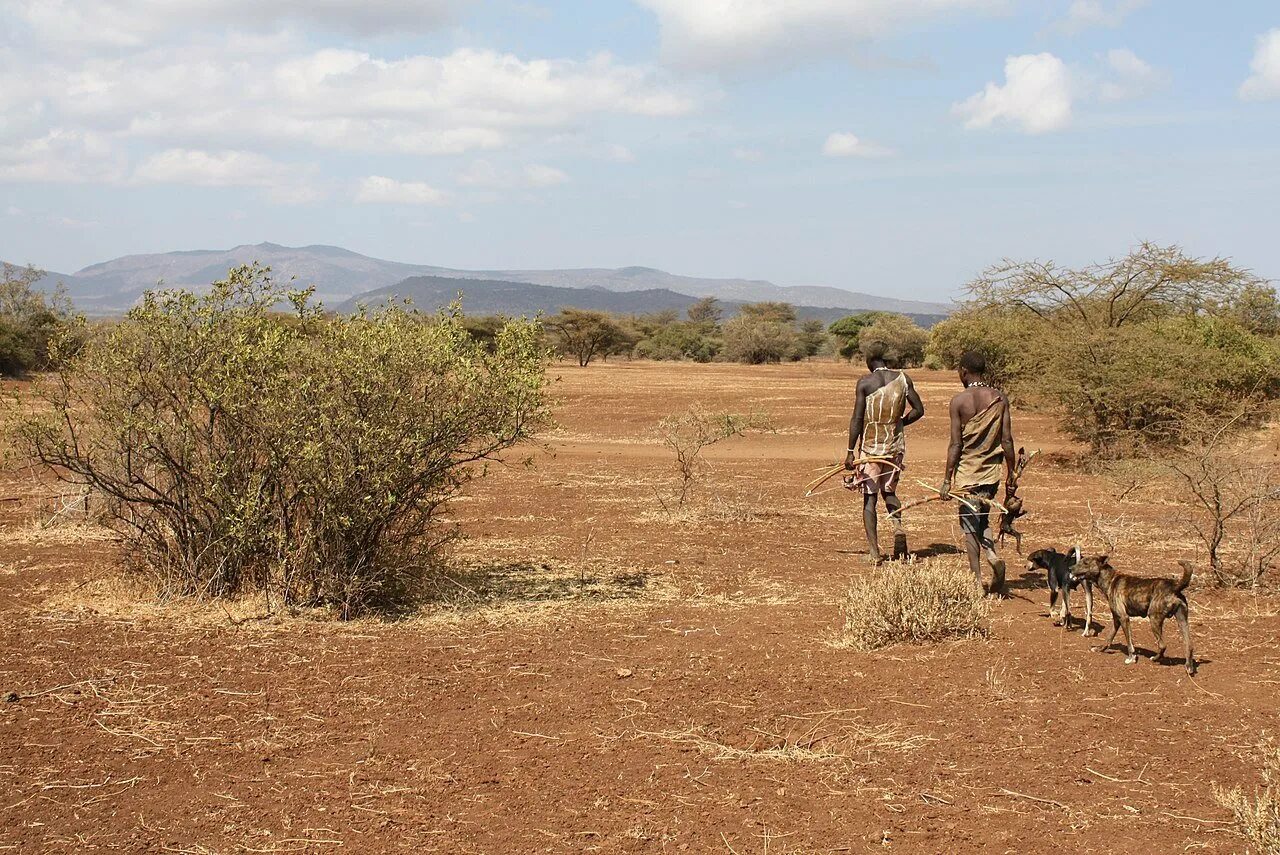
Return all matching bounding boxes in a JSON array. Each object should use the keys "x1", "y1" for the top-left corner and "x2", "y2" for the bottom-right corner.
[
  {"x1": 941, "y1": 351, "x2": 1018, "y2": 594},
  {"x1": 844, "y1": 345, "x2": 925, "y2": 564}
]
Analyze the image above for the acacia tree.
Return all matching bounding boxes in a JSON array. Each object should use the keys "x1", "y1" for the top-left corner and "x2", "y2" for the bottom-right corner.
[
  {"x1": 545, "y1": 308, "x2": 627, "y2": 366},
  {"x1": 961, "y1": 243, "x2": 1280, "y2": 453},
  {"x1": 966, "y1": 242, "x2": 1262, "y2": 328}
]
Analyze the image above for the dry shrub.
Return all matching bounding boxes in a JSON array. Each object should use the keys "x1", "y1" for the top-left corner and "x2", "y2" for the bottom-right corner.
[
  {"x1": 654, "y1": 406, "x2": 767, "y2": 508},
  {"x1": 839, "y1": 560, "x2": 990, "y2": 651},
  {"x1": 1214, "y1": 741, "x2": 1280, "y2": 854}
]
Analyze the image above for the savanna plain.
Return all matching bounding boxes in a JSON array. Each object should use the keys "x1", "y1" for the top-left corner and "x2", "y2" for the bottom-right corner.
[{"x1": 2, "y1": 361, "x2": 1278, "y2": 854}]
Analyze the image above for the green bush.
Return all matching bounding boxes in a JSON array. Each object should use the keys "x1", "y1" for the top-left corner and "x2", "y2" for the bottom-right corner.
[
  {"x1": 720, "y1": 313, "x2": 804, "y2": 364},
  {"x1": 857, "y1": 314, "x2": 928, "y2": 367},
  {"x1": 829, "y1": 312, "x2": 891, "y2": 360},
  {"x1": 15, "y1": 264, "x2": 551, "y2": 616},
  {"x1": 924, "y1": 308, "x2": 1030, "y2": 390},
  {"x1": 0, "y1": 263, "x2": 82, "y2": 377}
]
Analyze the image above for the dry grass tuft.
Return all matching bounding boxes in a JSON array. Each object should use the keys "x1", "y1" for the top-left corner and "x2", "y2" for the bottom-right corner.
[
  {"x1": 836, "y1": 559, "x2": 991, "y2": 651},
  {"x1": 1214, "y1": 741, "x2": 1280, "y2": 854}
]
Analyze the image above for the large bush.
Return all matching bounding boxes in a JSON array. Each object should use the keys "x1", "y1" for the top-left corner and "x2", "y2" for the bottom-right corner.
[
  {"x1": 829, "y1": 312, "x2": 891, "y2": 360},
  {"x1": 856, "y1": 314, "x2": 928, "y2": 367},
  {"x1": 721, "y1": 302, "x2": 806, "y2": 364},
  {"x1": 924, "y1": 308, "x2": 1033, "y2": 390},
  {"x1": 0, "y1": 263, "x2": 82, "y2": 377},
  {"x1": 15, "y1": 265, "x2": 551, "y2": 616}
]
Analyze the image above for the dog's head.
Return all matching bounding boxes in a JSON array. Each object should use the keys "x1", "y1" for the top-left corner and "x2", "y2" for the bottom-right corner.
[
  {"x1": 1070, "y1": 554, "x2": 1113, "y2": 585},
  {"x1": 1025, "y1": 548, "x2": 1060, "y2": 573}
]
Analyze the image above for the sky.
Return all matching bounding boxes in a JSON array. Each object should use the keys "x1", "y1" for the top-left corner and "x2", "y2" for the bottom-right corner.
[{"x1": 1, "y1": 0, "x2": 1278, "y2": 302}]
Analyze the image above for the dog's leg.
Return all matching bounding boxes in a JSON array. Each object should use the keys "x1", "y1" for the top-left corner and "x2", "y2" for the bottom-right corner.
[
  {"x1": 1049, "y1": 586, "x2": 1059, "y2": 622},
  {"x1": 1081, "y1": 582, "x2": 1095, "y2": 638},
  {"x1": 1119, "y1": 613, "x2": 1137, "y2": 665},
  {"x1": 1094, "y1": 611, "x2": 1120, "y2": 654},
  {"x1": 1061, "y1": 585, "x2": 1072, "y2": 631},
  {"x1": 1150, "y1": 612, "x2": 1167, "y2": 663},
  {"x1": 1175, "y1": 606, "x2": 1197, "y2": 676}
]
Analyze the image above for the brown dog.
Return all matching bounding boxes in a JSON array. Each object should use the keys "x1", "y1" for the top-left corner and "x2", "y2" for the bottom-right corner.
[{"x1": 1070, "y1": 556, "x2": 1197, "y2": 676}]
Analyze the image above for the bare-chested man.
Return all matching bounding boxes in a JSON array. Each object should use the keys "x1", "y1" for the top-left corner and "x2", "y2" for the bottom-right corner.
[
  {"x1": 843, "y1": 345, "x2": 925, "y2": 564},
  {"x1": 940, "y1": 351, "x2": 1017, "y2": 594}
]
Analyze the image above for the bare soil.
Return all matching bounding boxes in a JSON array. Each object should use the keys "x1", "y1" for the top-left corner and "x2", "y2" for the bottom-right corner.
[{"x1": 2, "y1": 363, "x2": 1277, "y2": 854}]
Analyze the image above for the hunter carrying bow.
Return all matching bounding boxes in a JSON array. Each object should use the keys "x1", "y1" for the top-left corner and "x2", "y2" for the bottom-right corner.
[{"x1": 843, "y1": 344, "x2": 925, "y2": 565}]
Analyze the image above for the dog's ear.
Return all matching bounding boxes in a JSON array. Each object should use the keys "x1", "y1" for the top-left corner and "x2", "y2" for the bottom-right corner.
[{"x1": 1099, "y1": 555, "x2": 1113, "y2": 568}]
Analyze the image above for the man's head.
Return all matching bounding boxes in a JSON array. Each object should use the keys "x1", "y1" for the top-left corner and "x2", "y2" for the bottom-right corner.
[
  {"x1": 958, "y1": 350, "x2": 987, "y2": 387},
  {"x1": 864, "y1": 343, "x2": 890, "y2": 371}
]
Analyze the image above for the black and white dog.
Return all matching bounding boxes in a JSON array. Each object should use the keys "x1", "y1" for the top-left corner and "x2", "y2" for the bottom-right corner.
[{"x1": 1026, "y1": 546, "x2": 1097, "y2": 636}]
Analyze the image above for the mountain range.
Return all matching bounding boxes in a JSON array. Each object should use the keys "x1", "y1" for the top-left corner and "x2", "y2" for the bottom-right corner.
[{"x1": 13, "y1": 242, "x2": 953, "y2": 320}]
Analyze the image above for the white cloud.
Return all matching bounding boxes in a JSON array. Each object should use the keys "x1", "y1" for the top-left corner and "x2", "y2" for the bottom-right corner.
[
  {"x1": 821, "y1": 132, "x2": 892, "y2": 158},
  {"x1": 133, "y1": 148, "x2": 283, "y2": 187},
  {"x1": 953, "y1": 53, "x2": 1074, "y2": 134},
  {"x1": 1098, "y1": 48, "x2": 1163, "y2": 102},
  {"x1": 355, "y1": 176, "x2": 449, "y2": 206},
  {"x1": 1241, "y1": 29, "x2": 1280, "y2": 101},
  {"x1": 131, "y1": 147, "x2": 324, "y2": 203},
  {"x1": 523, "y1": 164, "x2": 569, "y2": 187},
  {"x1": 6, "y1": 0, "x2": 467, "y2": 48},
  {"x1": 456, "y1": 160, "x2": 569, "y2": 189},
  {"x1": 732, "y1": 147, "x2": 763, "y2": 162},
  {"x1": 607, "y1": 144, "x2": 636, "y2": 163},
  {"x1": 635, "y1": 0, "x2": 1003, "y2": 69},
  {"x1": 1054, "y1": 0, "x2": 1148, "y2": 35},
  {"x1": 0, "y1": 40, "x2": 698, "y2": 188}
]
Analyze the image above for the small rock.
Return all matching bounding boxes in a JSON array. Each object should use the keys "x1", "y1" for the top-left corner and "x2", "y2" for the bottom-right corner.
[
  {"x1": 615, "y1": 668, "x2": 633, "y2": 679},
  {"x1": 3, "y1": 691, "x2": 18, "y2": 703}
]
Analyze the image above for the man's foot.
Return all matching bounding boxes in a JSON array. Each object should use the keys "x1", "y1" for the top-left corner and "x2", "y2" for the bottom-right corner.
[{"x1": 892, "y1": 533, "x2": 908, "y2": 561}]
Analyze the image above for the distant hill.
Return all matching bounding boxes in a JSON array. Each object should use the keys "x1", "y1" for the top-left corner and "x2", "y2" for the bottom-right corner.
[
  {"x1": 342, "y1": 275, "x2": 947, "y2": 327},
  {"x1": 11, "y1": 242, "x2": 953, "y2": 317}
]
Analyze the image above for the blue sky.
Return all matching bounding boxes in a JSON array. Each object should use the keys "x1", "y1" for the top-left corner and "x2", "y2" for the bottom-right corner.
[{"x1": 2, "y1": 0, "x2": 1278, "y2": 301}]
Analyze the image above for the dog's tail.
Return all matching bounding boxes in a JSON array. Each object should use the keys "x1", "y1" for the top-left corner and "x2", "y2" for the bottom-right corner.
[{"x1": 1175, "y1": 560, "x2": 1194, "y2": 592}]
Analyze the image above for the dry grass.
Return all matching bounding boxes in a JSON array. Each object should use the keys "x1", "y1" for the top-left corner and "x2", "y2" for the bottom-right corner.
[
  {"x1": 1214, "y1": 741, "x2": 1280, "y2": 854},
  {"x1": 836, "y1": 559, "x2": 991, "y2": 651},
  {"x1": 624, "y1": 711, "x2": 930, "y2": 772}
]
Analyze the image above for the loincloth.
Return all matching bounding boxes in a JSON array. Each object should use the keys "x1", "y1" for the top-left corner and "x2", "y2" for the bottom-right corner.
[{"x1": 843, "y1": 453, "x2": 905, "y2": 496}]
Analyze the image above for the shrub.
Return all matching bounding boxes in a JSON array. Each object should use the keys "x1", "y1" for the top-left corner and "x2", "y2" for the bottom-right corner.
[
  {"x1": 721, "y1": 314, "x2": 804, "y2": 364},
  {"x1": 633, "y1": 321, "x2": 721, "y2": 362},
  {"x1": 924, "y1": 308, "x2": 1030, "y2": 390},
  {"x1": 829, "y1": 312, "x2": 891, "y2": 360},
  {"x1": 1214, "y1": 741, "x2": 1280, "y2": 854},
  {"x1": 857, "y1": 314, "x2": 928, "y2": 367},
  {"x1": 14, "y1": 264, "x2": 551, "y2": 616},
  {"x1": 0, "y1": 263, "x2": 82, "y2": 377},
  {"x1": 654, "y1": 406, "x2": 766, "y2": 507},
  {"x1": 839, "y1": 560, "x2": 991, "y2": 651}
]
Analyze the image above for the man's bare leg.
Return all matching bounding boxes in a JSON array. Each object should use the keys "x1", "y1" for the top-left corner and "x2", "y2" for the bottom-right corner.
[
  {"x1": 962, "y1": 530, "x2": 983, "y2": 586},
  {"x1": 884, "y1": 493, "x2": 907, "y2": 560},
  {"x1": 862, "y1": 493, "x2": 883, "y2": 564}
]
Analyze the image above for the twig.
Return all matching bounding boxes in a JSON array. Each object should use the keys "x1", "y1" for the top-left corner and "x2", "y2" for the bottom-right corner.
[{"x1": 997, "y1": 788, "x2": 1071, "y2": 811}]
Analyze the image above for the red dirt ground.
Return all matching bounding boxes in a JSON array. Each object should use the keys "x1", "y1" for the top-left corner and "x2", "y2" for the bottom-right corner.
[{"x1": 2, "y1": 362, "x2": 1277, "y2": 854}]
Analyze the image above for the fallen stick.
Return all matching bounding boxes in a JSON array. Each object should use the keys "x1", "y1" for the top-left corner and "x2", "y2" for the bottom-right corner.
[{"x1": 997, "y1": 788, "x2": 1071, "y2": 811}]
